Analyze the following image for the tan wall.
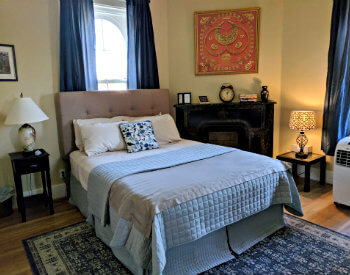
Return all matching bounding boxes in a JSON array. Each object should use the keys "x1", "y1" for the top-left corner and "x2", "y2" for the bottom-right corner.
[
  {"x1": 167, "y1": 0, "x2": 334, "y2": 179},
  {"x1": 150, "y1": 0, "x2": 169, "y2": 89},
  {"x1": 0, "y1": 0, "x2": 334, "y2": 192},
  {"x1": 0, "y1": 0, "x2": 168, "y2": 193},
  {"x1": 0, "y1": 0, "x2": 61, "y2": 192},
  {"x1": 167, "y1": 0, "x2": 285, "y2": 156},
  {"x1": 279, "y1": 0, "x2": 333, "y2": 173}
]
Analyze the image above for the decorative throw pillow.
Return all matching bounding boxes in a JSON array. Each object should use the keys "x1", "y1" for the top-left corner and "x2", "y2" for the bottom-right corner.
[{"x1": 119, "y1": 121, "x2": 159, "y2": 153}]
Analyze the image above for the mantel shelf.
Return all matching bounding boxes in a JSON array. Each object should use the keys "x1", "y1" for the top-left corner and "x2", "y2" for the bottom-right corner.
[{"x1": 174, "y1": 100, "x2": 276, "y2": 108}]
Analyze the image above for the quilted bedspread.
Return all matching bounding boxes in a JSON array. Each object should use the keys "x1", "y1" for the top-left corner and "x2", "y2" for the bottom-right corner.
[{"x1": 87, "y1": 144, "x2": 303, "y2": 275}]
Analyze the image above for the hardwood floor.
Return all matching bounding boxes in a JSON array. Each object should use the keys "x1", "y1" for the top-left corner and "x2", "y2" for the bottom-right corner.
[
  {"x1": 0, "y1": 179, "x2": 349, "y2": 275},
  {"x1": 0, "y1": 199, "x2": 84, "y2": 275},
  {"x1": 293, "y1": 178, "x2": 350, "y2": 235},
  {"x1": 0, "y1": 196, "x2": 82, "y2": 230}
]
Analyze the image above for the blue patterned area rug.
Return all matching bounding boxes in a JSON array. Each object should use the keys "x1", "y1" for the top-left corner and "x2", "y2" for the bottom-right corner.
[{"x1": 23, "y1": 214, "x2": 350, "y2": 275}]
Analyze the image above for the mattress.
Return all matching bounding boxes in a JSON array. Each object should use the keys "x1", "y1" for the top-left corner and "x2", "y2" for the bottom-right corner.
[{"x1": 70, "y1": 139, "x2": 200, "y2": 190}]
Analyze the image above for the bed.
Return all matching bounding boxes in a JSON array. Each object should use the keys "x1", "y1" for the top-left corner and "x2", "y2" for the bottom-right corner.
[{"x1": 55, "y1": 89, "x2": 303, "y2": 275}]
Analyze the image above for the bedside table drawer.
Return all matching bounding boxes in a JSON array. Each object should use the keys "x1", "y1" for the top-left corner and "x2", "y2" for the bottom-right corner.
[{"x1": 14, "y1": 157, "x2": 49, "y2": 174}]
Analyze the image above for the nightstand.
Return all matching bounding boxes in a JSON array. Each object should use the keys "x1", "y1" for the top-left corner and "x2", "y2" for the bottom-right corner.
[
  {"x1": 277, "y1": 152, "x2": 326, "y2": 192},
  {"x1": 9, "y1": 149, "x2": 54, "y2": 222}
]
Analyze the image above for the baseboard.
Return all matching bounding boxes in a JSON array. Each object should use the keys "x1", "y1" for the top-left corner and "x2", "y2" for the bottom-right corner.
[{"x1": 12, "y1": 183, "x2": 67, "y2": 209}]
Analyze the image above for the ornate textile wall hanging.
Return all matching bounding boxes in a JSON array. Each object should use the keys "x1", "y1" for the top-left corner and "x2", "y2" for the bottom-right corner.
[{"x1": 195, "y1": 7, "x2": 260, "y2": 75}]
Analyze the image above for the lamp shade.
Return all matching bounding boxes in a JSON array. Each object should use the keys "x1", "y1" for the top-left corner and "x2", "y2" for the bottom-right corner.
[
  {"x1": 4, "y1": 97, "x2": 49, "y2": 125},
  {"x1": 289, "y1": 111, "x2": 316, "y2": 131}
]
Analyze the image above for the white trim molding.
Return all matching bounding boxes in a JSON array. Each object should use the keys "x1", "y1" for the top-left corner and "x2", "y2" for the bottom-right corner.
[{"x1": 12, "y1": 183, "x2": 66, "y2": 209}]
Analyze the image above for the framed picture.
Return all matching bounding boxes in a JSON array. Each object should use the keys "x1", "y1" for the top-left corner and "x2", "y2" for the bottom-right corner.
[
  {"x1": 195, "y1": 7, "x2": 260, "y2": 75},
  {"x1": 199, "y1": 96, "x2": 209, "y2": 104},
  {"x1": 183, "y1": 93, "x2": 191, "y2": 104},
  {"x1": 0, "y1": 44, "x2": 18, "y2": 81},
  {"x1": 177, "y1": 93, "x2": 184, "y2": 105}
]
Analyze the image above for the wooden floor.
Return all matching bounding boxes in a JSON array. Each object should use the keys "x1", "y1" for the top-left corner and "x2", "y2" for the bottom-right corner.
[
  {"x1": 0, "y1": 178, "x2": 349, "y2": 275},
  {"x1": 0, "y1": 199, "x2": 84, "y2": 275},
  {"x1": 293, "y1": 178, "x2": 350, "y2": 235}
]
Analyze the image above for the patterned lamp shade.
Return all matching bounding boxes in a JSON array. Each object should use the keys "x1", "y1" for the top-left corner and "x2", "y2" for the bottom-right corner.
[{"x1": 289, "y1": 111, "x2": 316, "y2": 131}]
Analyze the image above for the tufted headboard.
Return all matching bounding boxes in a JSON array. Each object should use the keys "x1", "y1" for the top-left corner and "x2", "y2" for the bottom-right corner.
[{"x1": 55, "y1": 89, "x2": 170, "y2": 158}]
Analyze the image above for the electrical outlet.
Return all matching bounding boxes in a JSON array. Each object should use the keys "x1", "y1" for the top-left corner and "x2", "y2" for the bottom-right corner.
[{"x1": 59, "y1": 169, "x2": 66, "y2": 180}]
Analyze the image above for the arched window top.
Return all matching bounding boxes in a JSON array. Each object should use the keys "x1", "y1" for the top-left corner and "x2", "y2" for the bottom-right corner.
[
  {"x1": 94, "y1": 3, "x2": 127, "y2": 90},
  {"x1": 95, "y1": 19, "x2": 126, "y2": 52}
]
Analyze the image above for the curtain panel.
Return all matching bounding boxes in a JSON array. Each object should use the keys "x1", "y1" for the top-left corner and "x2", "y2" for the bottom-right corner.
[
  {"x1": 60, "y1": 0, "x2": 98, "y2": 92},
  {"x1": 322, "y1": 0, "x2": 350, "y2": 155},
  {"x1": 126, "y1": 0, "x2": 160, "y2": 89}
]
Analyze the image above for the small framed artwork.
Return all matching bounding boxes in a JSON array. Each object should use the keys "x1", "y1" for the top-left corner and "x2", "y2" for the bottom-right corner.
[
  {"x1": 199, "y1": 96, "x2": 209, "y2": 104},
  {"x1": 177, "y1": 93, "x2": 184, "y2": 105},
  {"x1": 183, "y1": 92, "x2": 191, "y2": 104},
  {"x1": 0, "y1": 44, "x2": 18, "y2": 81}
]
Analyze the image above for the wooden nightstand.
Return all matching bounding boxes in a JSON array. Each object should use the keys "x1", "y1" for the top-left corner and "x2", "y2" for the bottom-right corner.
[
  {"x1": 277, "y1": 152, "x2": 326, "y2": 192},
  {"x1": 9, "y1": 149, "x2": 54, "y2": 222}
]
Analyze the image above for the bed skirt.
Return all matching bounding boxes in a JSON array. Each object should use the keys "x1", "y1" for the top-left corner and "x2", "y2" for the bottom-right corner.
[{"x1": 70, "y1": 175, "x2": 285, "y2": 275}]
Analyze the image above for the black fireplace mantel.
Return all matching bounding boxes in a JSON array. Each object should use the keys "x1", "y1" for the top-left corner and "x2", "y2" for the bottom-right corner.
[{"x1": 174, "y1": 101, "x2": 276, "y2": 156}]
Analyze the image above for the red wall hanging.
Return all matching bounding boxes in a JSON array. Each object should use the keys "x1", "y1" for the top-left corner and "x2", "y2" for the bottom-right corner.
[{"x1": 195, "y1": 7, "x2": 260, "y2": 75}]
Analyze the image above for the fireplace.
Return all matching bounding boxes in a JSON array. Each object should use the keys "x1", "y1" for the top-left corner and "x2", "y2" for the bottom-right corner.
[
  {"x1": 174, "y1": 102, "x2": 275, "y2": 156},
  {"x1": 199, "y1": 121, "x2": 250, "y2": 151},
  {"x1": 209, "y1": 132, "x2": 239, "y2": 147}
]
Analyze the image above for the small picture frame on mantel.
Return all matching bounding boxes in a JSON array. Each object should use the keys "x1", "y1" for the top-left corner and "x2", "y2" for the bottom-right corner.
[
  {"x1": 199, "y1": 96, "x2": 209, "y2": 104},
  {"x1": 177, "y1": 93, "x2": 184, "y2": 105},
  {"x1": 183, "y1": 92, "x2": 191, "y2": 104},
  {"x1": 178, "y1": 92, "x2": 192, "y2": 105}
]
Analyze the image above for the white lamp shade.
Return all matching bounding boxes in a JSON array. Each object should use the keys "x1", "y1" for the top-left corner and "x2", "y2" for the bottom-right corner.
[{"x1": 4, "y1": 97, "x2": 49, "y2": 125}]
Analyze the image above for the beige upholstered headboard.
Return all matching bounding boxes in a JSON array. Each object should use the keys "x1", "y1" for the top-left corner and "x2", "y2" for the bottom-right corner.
[{"x1": 55, "y1": 89, "x2": 170, "y2": 158}]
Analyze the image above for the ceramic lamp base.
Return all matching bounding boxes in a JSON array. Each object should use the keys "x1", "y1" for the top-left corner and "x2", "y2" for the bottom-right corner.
[{"x1": 18, "y1": 123, "x2": 36, "y2": 152}]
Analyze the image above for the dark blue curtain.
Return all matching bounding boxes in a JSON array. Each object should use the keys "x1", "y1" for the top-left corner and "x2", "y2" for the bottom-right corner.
[
  {"x1": 322, "y1": 0, "x2": 350, "y2": 155},
  {"x1": 60, "y1": 0, "x2": 98, "y2": 91},
  {"x1": 126, "y1": 0, "x2": 160, "y2": 89}
]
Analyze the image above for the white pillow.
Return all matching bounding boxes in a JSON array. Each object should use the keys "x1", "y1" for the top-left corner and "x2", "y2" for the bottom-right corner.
[
  {"x1": 110, "y1": 116, "x2": 129, "y2": 122},
  {"x1": 79, "y1": 122, "x2": 126, "y2": 156},
  {"x1": 133, "y1": 114, "x2": 181, "y2": 145},
  {"x1": 73, "y1": 117, "x2": 124, "y2": 151},
  {"x1": 113, "y1": 113, "x2": 162, "y2": 123}
]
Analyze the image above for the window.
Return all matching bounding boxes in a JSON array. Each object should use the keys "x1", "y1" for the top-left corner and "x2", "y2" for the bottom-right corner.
[{"x1": 94, "y1": 3, "x2": 127, "y2": 90}]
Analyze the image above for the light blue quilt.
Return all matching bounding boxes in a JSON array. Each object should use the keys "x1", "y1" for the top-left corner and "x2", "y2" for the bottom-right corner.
[
  {"x1": 87, "y1": 144, "x2": 236, "y2": 226},
  {"x1": 87, "y1": 144, "x2": 303, "y2": 275}
]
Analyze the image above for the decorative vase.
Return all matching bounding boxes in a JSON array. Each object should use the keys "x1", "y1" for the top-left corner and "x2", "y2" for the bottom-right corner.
[{"x1": 261, "y1": 86, "x2": 269, "y2": 102}]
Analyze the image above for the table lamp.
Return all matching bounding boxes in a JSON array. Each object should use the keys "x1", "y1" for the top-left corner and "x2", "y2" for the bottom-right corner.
[
  {"x1": 4, "y1": 93, "x2": 49, "y2": 152},
  {"x1": 289, "y1": 111, "x2": 316, "y2": 159}
]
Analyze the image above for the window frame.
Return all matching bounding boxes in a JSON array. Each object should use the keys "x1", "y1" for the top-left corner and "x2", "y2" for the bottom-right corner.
[{"x1": 94, "y1": 2, "x2": 127, "y2": 90}]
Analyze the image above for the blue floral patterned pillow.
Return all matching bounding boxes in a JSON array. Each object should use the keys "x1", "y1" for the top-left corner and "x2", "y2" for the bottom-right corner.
[{"x1": 119, "y1": 121, "x2": 159, "y2": 153}]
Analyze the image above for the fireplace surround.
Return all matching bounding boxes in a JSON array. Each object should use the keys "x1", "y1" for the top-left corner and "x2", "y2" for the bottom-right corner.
[{"x1": 174, "y1": 101, "x2": 275, "y2": 157}]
